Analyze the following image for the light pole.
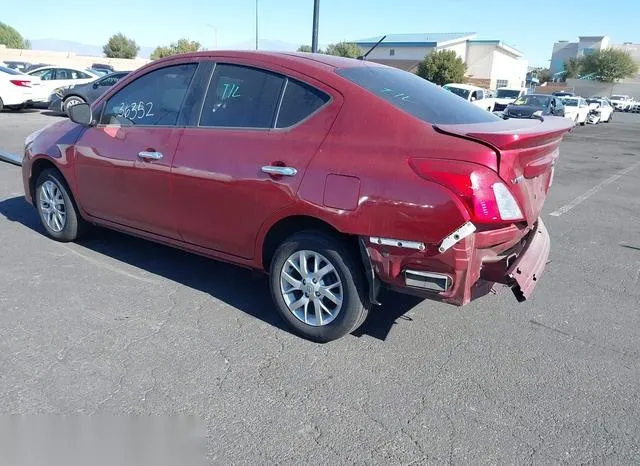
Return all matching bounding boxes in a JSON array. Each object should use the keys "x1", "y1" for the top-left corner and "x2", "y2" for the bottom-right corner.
[
  {"x1": 255, "y1": 0, "x2": 259, "y2": 50},
  {"x1": 311, "y1": 0, "x2": 319, "y2": 53},
  {"x1": 206, "y1": 24, "x2": 218, "y2": 49}
]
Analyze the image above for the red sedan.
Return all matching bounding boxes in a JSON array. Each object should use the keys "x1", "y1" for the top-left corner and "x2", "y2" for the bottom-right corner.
[{"x1": 21, "y1": 51, "x2": 572, "y2": 341}]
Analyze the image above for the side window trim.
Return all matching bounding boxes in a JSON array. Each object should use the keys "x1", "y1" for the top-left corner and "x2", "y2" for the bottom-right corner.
[
  {"x1": 272, "y1": 78, "x2": 289, "y2": 128},
  {"x1": 97, "y1": 61, "x2": 200, "y2": 128}
]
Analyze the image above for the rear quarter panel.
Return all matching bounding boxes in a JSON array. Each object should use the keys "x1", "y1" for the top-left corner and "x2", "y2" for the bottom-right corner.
[{"x1": 291, "y1": 89, "x2": 499, "y2": 245}]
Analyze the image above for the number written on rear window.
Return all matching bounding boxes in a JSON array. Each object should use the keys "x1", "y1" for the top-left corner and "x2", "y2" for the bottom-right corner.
[
  {"x1": 199, "y1": 64, "x2": 284, "y2": 128},
  {"x1": 100, "y1": 63, "x2": 197, "y2": 126},
  {"x1": 276, "y1": 80, "x2": 330, "y2": 128}
]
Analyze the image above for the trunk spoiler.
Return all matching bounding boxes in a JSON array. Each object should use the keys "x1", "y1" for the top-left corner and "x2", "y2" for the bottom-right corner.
[{"x1": 433, "y1": 116, "x2": 574, "y2": 151}]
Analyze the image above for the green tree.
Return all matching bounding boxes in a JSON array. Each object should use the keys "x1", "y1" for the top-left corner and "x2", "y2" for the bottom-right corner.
[
  {"x1": 536, "y1": 68, "x2": 552, "y2": 84},
  {"x1": 103, "y1": 33, "x2": 139, "y2": 59},
  {"x1": 150, "y1": 39, "x2": 201, "y2": 60},
  {"x1": 416, "y1": 49, "x2": 467, "y2": 86},
  {"x1": 324, "y1": 42, "x2": 362, "y2": 58},
  {"x1": 580, "y1": 49, "x2": 639, "y2": 82},
  {"x1": 0, "y1": 22, "x2": 29, "y2": 49},
  {"x1": 563, "y1": 58, "x2": 583, "y2": 79},
  {"x1": 297, "y1": 45, "x2": 313, "y2": 53}
]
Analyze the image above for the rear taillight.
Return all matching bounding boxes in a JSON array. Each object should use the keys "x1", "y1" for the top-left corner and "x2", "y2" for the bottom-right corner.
[
  {"x1": 10, "y1": 80, "x2": 31, "y2": 87},
  {"x1": 408, "y1": 159, "x2": 524, "y2": 224}
]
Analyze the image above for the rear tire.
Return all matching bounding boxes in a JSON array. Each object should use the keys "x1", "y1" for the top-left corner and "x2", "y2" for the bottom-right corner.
[
  {"x1": 7, "y1": 104, "x2": 25, "y2": 112},
  {"x1": 605, "y1": 112, "x2": 612, "y2": 123},
  {"x1": 35, "y1": 168, "x2": 87, "y2": 242},
  {"x1": 0, "y1": 97, "x2": 4, "y2": 112},
  {"x1": 269, "y1": 231, "x2": 370, "y2": 342}
]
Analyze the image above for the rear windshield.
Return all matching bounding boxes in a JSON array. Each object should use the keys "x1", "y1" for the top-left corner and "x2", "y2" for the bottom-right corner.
[
  {"x1": 336, "y1": 66, "x2": 500, "y2": 124},
  {"x1": 0, "y1": 65, "x2": 23, "y2": 75},
  {"x1": 496, "y1": 89, "x2": 522, "y2": 99}
]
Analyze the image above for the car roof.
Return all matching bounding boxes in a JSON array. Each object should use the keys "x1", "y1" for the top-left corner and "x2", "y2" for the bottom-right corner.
[
  {"x1": 28, "y1": 65, "x2": 98, "y2": 75},
  {"x1": 157, "y1": 50, "x2": 378, "y2": 72}
]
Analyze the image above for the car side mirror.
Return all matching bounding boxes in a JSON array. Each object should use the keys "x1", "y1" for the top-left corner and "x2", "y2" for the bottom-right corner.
[
  {"x1": 470, "y1": 96, "x2": 476, "y2": 102},
  {"x1": 68, "y1": 103, "x2": 94, "y2": 126},
  {"x1": 92, "y1": 82, "x2": 99, "y2": 89}
]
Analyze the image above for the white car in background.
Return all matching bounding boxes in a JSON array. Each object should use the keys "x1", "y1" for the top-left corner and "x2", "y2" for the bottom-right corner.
[
  {"x1": 26, "y1": 66, "x2": 98, "y2": 104},
  {"x1": 561, "y1": 97, "x2": 590, "y2": 126},
  {"x1": 493, "y1": 87, "x2": 528, "y2": 112},
  {"x1": 609, "y1": 94, "x2": 631, "y2": 111},
  {"x1": 442, "y1": 83, "x2": 496, "y2": 111},
  {"x1": 586, "y1": 98, "x2": 614, "y2": 124},
  {"x1": 0, "y1": 65, "x2": 46, "y2": 111}
]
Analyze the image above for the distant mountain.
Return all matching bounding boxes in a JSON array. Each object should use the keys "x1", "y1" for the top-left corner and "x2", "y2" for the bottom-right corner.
[
  {"x1": 29, "y1": 39, "x2": 154, "y2": 58},
  {"x1": 28, "y1": 38, "x2": 300, "y2": 58}
]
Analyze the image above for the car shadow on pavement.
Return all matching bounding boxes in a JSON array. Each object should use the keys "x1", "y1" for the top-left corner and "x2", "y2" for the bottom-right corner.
[{"x1": 0, "y1": 195, "x2": 423, "y2": 341}]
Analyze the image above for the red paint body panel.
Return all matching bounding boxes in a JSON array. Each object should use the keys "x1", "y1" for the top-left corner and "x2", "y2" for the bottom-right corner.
[
  {"x1": 323, "y1": 175, "x2": 360, "y2": 211},
  {"x1": 74, "y1": 126, "x2": 182, "y2": 238},
  {"x1": 21, "y1": 51, "x2": 571, "y2": 309}
]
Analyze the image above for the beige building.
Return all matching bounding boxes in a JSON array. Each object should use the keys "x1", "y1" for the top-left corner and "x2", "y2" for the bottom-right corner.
[{"x1": 353, "y1": 32, "x2": 528, "y2": 89}]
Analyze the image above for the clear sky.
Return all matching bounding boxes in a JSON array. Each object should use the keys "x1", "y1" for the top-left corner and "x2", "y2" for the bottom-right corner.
[{"x1": 4, "y1": 0, "x2": 640, "y2": 66}]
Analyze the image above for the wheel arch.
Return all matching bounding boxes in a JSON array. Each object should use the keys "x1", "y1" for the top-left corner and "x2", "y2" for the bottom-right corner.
[
  {"x1": 30, "y1": 158, "x2": 75, "y2": 204},
  {"x1": 260, "y1": 214, "x2": 361, "y2": 272}
]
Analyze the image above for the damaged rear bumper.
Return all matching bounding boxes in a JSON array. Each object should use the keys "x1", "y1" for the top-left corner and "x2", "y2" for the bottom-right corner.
[{"x1": 362, "y1": 218, "x2": 551, "y2": 306}]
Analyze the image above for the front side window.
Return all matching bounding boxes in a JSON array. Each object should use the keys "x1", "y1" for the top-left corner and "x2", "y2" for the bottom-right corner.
[
  {"x1": 199, "y1": 64, "x2": 284, "y2": 128},
  {"x1": 100, "y1": 63, "x2": 197, "y2": 126},
  {"x1": 276, "y1": 79, "x2": 330, "y2": 128},
  {"x1": 338, "y1": 66, "x2": 500, "y2": 124}
]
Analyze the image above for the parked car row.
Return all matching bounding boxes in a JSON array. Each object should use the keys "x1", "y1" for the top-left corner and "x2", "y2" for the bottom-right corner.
[{"x1": 0, "y1": 62, "x2": 127, "y2": 113}]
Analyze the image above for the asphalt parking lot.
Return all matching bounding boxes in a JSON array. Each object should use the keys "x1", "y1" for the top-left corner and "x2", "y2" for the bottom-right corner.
[{"x1": 1, "y1": 109, "x2": 639, "y2": 464}]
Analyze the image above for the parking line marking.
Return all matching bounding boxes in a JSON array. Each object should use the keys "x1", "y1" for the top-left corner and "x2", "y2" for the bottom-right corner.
[
  {"x1": 60, "y1": 244, "x2": 159, "y2": 283},
  {"x1": 0, "y1": 151, "x2": 22, "y2": 166},
  {"x1": 549, "y1": 161, "x2": 640, "y2": 217}
]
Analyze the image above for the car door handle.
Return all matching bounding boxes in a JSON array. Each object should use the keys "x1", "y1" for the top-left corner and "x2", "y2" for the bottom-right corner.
[
  {"x1": 138, "y1": 151, "x2": 163, "y2": 160},
  {"x1": 261, "y1": 166, "x2": 297, "y2": 176}
]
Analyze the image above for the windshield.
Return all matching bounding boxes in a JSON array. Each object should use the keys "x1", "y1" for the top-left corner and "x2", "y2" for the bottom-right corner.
[
  {"x1": 0, "y1": 65, "x2": 24, "y2": 75},
  {"x1": 336, "y1": 67, "x2": 500, "y2": 124},
  {"x1": 586, "y1": 99, "x2": 600, "y2": 105},
  {"x1": 442, "y1": 85, "x2": 470, "y2": 99},
  {"x1": 563, "y1": 98, "x2": 578, "y2": 106},
  {"x1": 610, "y1": 95, "x2": 626, "y2": 100},
  {"x1": 496, "y1": 89, "x2": 521, "y2": 99},
  {"x1": 512, "y1": 95, "x2": 550, "y2": 107}
]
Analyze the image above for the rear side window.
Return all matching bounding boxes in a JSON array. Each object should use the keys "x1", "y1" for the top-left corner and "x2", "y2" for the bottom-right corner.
[
  {"x1": 336, "y1": 66, "x2": 501, "y2": 124},
  {"x1": 276, "y1": 79, "x2": 330, "y2": 128},
  {"x1": 199, "y1": 64, "x2": 284, "y2": 128},
  {"x1": 100, "y1": 63, "x2": 197, "y2": 126}
]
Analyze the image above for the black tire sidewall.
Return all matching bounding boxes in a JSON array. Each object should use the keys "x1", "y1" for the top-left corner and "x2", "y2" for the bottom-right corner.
[
  {"x1": 64, "y1": 96, "x2": 85, "y2": 114},
  {"x1": 269, "y1": 232, "x2": 368, "y2": 342},
  {"x1": 35, "y1": 169, "x2": 82, "y2": 242}
]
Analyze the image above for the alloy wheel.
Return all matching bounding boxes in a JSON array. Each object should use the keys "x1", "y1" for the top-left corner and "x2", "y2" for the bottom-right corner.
[
  {"x1": 280, "y1": 250, "x2": 343, "y2": 326},
  {"x1": 39, "y1": 180, "x2": 67, "y2": 232}
]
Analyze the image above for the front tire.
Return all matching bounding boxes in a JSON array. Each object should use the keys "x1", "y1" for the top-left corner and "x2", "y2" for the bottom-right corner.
[
  {"x1": 269, "y1": 231, "x2": 370, "y2": 342},
  {"x1": 35, "y1": 169, "x2": 87, "y2": 242},
  {"x1": 63, "y1": 96, "x2": 86, "y2": 115}
]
